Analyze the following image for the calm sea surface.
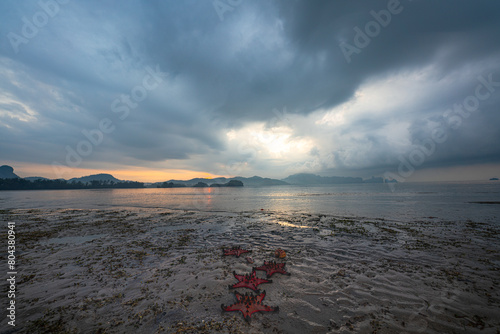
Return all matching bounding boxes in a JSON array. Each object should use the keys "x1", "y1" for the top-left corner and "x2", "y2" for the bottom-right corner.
[{"x1": 1, "y1": 182, "x2": 499, "y2": 222}]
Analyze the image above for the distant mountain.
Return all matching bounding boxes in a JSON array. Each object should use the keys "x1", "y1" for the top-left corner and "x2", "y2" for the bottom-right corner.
[
  {"x1": 152, "y1": 175, "x2": 287, "y2": 188},
  {"x1": 210, "y1": 180, "x2": 244, "y2": 187},
  {"x1": 153, "y1": 174, "x2": 392, "y2": 187},
  {"x1": 24, "y1": 176, "x2": 50, "y2": 181},
  {"x1": 363, "y1": 176, "x2": 385, "y2": 183},
  {"x1": 232, "y1": 176, "x2": 287, "y2": 186},
  {"x1": 0, "y1": 165, "x2": 19, "y2": 179},
  {"x1": 282, "y1": 173, "x2": 363, "y2": 185},
  {"x1": 1, "y1": 172, "x2": 143, "y2": 190},
  {"x1": 156, "y1": 181, "x2": 187, "y2": 188},
  {"x1": 69, "y1": 173, "x2": 121, "y2": 184},
  {"x1": 157, "y1": 179, "x2": 244, "y2": 188}
]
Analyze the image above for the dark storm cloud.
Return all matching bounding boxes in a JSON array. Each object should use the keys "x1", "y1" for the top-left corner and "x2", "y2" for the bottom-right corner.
[{"x1": 0, "y1": 0, "x2": 499, "y2": 177}]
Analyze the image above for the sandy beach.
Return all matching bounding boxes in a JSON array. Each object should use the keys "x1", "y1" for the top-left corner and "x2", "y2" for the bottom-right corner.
[{"x1": 2, "y1": 207, "x2": 499, "y2": 333}]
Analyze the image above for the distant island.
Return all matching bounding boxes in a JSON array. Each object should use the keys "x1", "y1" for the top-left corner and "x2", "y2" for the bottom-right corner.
[
  {"x1": 0, "y1": 166, "x2": 143, "y2": 190},
  {"x1": 157, "y1": 180, "x2": 244, "y2": 188},
  {"x1": 490, "y1": 177, "x2": 499, "y2": 181},
  {"x1": 0, "y1": 165, "x2": 395, "y2": 191},
  {"x1": 152, "y1": 176, "x2": 287, "y2": 188},
  {"x1": 152, "y1": 174, "x2": 392, "y2": 188},
  {"x1": 0, "y1": 165, "x2": 19, "y2": 179}
]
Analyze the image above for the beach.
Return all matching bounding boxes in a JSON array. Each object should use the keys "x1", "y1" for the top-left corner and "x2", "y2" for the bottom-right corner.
[{"x1": 2, "y1": 207, "x2": 500, "y2": 333}]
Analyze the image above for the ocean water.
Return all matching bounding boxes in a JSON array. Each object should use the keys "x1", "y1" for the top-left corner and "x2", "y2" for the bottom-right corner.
[{"x1": 1, "y1": 182, "x2": 499, "y2": 222}]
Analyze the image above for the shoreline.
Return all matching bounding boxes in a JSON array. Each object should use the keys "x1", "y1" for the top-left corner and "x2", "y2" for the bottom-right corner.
[{"x1": 1, "y1": 207, "x2": 499, "y2": 333}]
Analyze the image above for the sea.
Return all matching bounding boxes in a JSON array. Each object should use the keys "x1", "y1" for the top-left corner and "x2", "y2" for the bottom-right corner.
[{"x1": 1, "y1": 181, "x2": 499, "y2": 223}]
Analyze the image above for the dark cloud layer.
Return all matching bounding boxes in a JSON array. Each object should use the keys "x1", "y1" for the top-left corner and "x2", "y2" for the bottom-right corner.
[{"x1": 0, "y1": 0, "x2": 499, "y2": 179}]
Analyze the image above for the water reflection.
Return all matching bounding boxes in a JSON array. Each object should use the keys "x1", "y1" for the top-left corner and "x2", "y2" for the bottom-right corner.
[
  {"x1": 1, "y1": 183, "x2": 499, "y2": 222},
  {"x1": 275, "y1": 220, "x2": 312, "y2": 229},
  {"x1": 191, "y1": 186, "x2": 214, "y2": 211}
]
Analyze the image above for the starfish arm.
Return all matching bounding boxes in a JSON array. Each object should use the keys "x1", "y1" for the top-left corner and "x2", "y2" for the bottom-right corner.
[
  {"x1": 276, "y1": 268, "x2": 290, "y2": 276},
  {"x1": 267, "y1": 269, "x2": 288, "y2": 277},
  {"x1": 254, "y1": 277, "x2": 273, "y2": 285},
  {"x1": 254, "y1": 266, "x2": 273, "y2": 278},
  {"x1": 255, "y1": 262, "x2": 290, "y2": 277},
  {"x1": 223, "y1": 303, "x2": 253, "y2": 322},
  {"x1": 233, "y1": 271, "x2": 244, "y2": 280},
  {"x1": 247, "y1": 304, "x2": 278, "y2": 317},
  {"x1": 222, "y1": 302, "x2": 247, "y2": 313},
  {"x1": 256, "y1": 291, "x2": 266, "y2": 303},
  {"x1": 223, "y1": 248, "x2": 251, "y2": 257},
  {"x1": 235, "y1": 249, "x2": 250, "y2": 257},
  {"x1": 230, "y1": 281, "x2": 259, "y2": 291},
  {"x1": 222, "y1": 301, "x2": 253, "y2": 322},
  {"x1": 254, "y1": 265, "x2": 266, "y2": 272}
]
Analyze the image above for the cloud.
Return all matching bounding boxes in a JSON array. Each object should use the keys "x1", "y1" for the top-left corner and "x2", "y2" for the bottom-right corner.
[{"x1": 0, "y1": 0, "x2": 499, "y2": 180}]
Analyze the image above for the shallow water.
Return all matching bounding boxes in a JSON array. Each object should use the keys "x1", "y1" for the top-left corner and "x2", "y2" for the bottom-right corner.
[{"x1": 1, "y1": 182, "x2": 499, "y2": 222}]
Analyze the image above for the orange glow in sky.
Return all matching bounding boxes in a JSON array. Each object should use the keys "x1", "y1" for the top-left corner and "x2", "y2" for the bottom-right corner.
[
  {"x1": 109, "y1": 169, "x2": 221, "y2": 183},
  {"x1": 7, "y1": 162, "x2": 225, "y2": 183}
]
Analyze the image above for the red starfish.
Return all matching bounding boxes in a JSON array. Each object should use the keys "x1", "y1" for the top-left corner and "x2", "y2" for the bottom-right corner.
[
  {"x1": 254, "y1": 260, "x2": 291, "y2": 278},
  {"x1": 221, "y1": 291, "x2": 279, "y2": 322},
  {"x1": 229, "y1": 270, "x2": 272, "y2": 292},
  {"x1": 222, "y1": 246, "x2": 251, "y2": 257}
]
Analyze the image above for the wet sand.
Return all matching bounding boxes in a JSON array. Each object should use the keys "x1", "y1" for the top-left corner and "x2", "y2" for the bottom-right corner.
[{"x1": 1, "y1": 208, "x2": 499, "y2": 333}]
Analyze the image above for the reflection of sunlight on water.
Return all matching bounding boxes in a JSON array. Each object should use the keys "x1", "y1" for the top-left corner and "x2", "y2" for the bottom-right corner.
[
  {"x1": 206, "y1": 187, "x2": 212, "y2": 206},
  {"x1": 275, "y1": 220, "x2": 312, "y2": 229},
  {"x1": 191, "y1": 186, "x2": 215, "y2": 210}
]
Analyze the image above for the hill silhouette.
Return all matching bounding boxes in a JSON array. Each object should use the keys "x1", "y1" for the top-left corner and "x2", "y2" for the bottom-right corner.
[
  {"x1": 0, "y1": 165, "x2": 19, "y2": 179},
  {"x1": 69, "y1": 173, "x2": 121, "y2": 184},
  {"x1": 0, "y1": 166, "x2": 143, "y2": 190}
]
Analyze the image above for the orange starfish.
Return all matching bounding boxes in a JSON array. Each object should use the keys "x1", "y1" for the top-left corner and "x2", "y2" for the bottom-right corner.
[
  {"x1": 254, "y1": 260, "x2": 291, "y2": 278},
  {"x1": 221, "y1": 291, "x2": 279, "y2": 322},
  {"x1": 229, "y1": 270, "x2": 272, "y2": 291},
  {"x1": 222, "y1": 246, "x2": 251, "y2": 257}
]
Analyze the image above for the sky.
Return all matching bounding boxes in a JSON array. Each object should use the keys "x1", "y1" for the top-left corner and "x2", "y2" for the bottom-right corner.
[{"x1": 1, "y1": 0, "x2": 499, "y2": 183}]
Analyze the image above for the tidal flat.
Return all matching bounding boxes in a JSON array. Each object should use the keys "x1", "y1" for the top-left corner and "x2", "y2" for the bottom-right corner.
[{"x1": 1, "y1": 208, "x2": 499, "y2": 333}]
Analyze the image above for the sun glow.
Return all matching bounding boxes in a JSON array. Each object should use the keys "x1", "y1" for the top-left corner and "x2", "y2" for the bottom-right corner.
[{"x1": 226, "y1": 123, "x2": 314, "y2": 159}]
